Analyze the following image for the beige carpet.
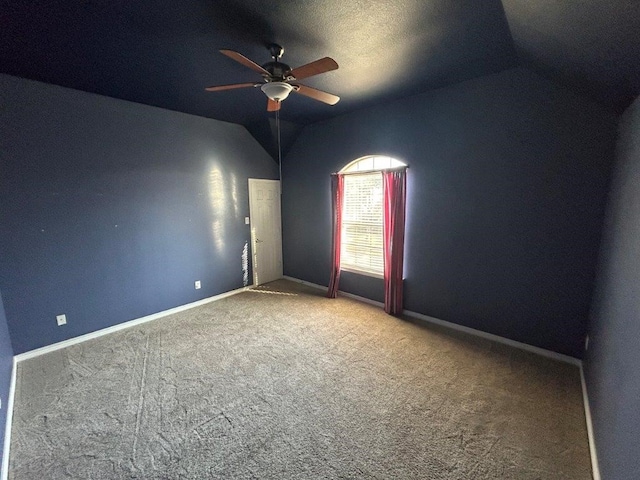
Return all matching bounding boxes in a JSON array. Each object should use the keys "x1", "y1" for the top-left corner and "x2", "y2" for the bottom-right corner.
[{"x1": 9, "y1": 279, "x2": 591, "y2": 479}]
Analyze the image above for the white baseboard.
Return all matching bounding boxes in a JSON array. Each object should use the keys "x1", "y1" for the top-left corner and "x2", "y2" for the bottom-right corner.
[
  {"x1": 580, "y1": 366, "x2": 601, "y2": 480},
  {"x1": 405, "y1": 310, "x2": 581, "y2": 366},
  {"x1": 15, "y1": 285, "x2": 253, "y2": 362},
  {"x1": 282, "y1": 276, "x2": 581, "y2": 366},
  {"x1": 1, "y1": 358, "x2": 17, "y2": 480},
  {"x1": 282, "y1": 276, "x2": 327, "y2": 290},
  {"x1": 282, "y1": 276, "x2": 386, "y2": 307}
]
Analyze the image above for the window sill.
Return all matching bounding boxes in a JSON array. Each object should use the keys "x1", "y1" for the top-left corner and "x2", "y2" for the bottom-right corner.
[{"x1": 340, "y1": 266, "x2": 384, "y2": 279}]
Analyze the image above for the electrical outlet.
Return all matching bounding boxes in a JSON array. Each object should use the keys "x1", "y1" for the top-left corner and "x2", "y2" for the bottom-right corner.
[
  {"x1": 245, "y1": 217, "x2": 250, "y2": 225},
  {"x1": 56, "y1": 314, "x2": 67, "y2": 326},
  {"x1": 195, "y1": 280, "x2": 201, "y2": 290}
]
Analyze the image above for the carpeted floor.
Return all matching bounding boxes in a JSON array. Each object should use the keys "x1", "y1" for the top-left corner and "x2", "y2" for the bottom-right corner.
[{"x1": 9, "y1": 279, "x2": 591, "y2": 479}]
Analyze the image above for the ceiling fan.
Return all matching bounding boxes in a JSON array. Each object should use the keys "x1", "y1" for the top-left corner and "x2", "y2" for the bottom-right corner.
[{"x1": 205, "y1": 43, "x2": 340, "y2": 112}]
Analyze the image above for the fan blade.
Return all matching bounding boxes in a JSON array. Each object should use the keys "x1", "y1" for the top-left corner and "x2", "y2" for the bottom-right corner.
[
  {"x1": 289, "y1": 57, "x2": 338, "y2": 81},
  {"x1": 205, "y1": 82, "x2": 258, "y2": 92},
  {"x1": 267, "y1": 98, "x2": 281, "y2": 112},
  {"x1": 220, "y1": 49, "x2": 270, "y2": 76},
  {"x1": 293, "y1": 84, "x2": 340, "y2": 105}
]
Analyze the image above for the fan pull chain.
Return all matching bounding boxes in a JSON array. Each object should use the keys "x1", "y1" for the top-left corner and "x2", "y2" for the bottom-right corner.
[{"x1": 277, "y1": 107, "x2": 282, "y2": 193}]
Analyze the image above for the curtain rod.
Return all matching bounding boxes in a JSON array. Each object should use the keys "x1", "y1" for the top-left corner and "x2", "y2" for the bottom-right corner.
[{"x1": 331, "y1": 166, "x2": 408, "y2": 176}]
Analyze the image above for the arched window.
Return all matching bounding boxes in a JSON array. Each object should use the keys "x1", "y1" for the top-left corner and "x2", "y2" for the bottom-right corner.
[
  {"x1": 341, "y1": 155, "x2": 406, "y2": 173},
  {"x1": 339, "y1": 155, "x2": 406, "y2": 277}
]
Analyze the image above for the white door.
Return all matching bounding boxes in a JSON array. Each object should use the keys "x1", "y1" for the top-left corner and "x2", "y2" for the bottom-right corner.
[{"x1": 248, "y1": 179, "x2": 283, "y2": 286}]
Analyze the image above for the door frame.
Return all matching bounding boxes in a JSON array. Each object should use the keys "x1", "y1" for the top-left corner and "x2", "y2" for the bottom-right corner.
[{"x1": 248, "y1": 178, "x2": 283, "y2": 286}]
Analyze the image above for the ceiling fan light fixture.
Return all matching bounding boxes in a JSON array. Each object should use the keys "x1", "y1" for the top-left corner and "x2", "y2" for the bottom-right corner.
[{"x1": 261, "y1": 82, "x2": 293, "y2": 102}]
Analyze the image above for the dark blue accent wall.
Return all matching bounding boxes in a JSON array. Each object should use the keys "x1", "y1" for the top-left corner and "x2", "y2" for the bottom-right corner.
[
  {"x1": 282, "y1": 67, "x2": 617, "y2": 358},
  {"x1": 0, "y1": 74, "x2": 277, "y2": 354},
  {"x1": 585, "y1": 95, "x2": 640, "y2": 480},
  {"x1": 0, "y1": 289, "x2": 12, "y2": 468}
]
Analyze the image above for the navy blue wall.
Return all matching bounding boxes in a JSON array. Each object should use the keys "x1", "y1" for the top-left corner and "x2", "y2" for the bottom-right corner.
[
  {"x1": 0, "y1": 74, "x2": 278, "y2": 354},
  {"x1": 282, "y1": 67, "x2": 617, "y2": 358},
  {"x1": 585, "y1": 95, "x2": 640, "y2": 480},
  {"x1": 0, "y1": 289, "x2": 12, "y2": 469}
]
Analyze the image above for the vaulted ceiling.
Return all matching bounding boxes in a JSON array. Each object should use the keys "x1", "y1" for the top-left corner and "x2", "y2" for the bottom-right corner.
[{"x1": 1, "y1": 1, "x2": 639, "y2": 159}]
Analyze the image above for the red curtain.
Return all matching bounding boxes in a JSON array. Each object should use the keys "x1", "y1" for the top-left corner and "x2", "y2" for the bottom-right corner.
[
  {"x1": 383, "y1": 169, "x2": 407, "y2": 315},
  {"x1": 327, "y1": 174, "x2": 344, "y2": 298}
]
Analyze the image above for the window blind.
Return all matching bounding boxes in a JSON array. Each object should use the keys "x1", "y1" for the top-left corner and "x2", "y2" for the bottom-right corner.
[{"x1": 340, "y1": 172, "x2": 384, "y2": 275}]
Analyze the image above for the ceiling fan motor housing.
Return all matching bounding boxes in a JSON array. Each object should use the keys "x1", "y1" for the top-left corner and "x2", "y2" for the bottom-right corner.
[{"x1": 262, "y1": 61, "x2": 293, "y2": 81}]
